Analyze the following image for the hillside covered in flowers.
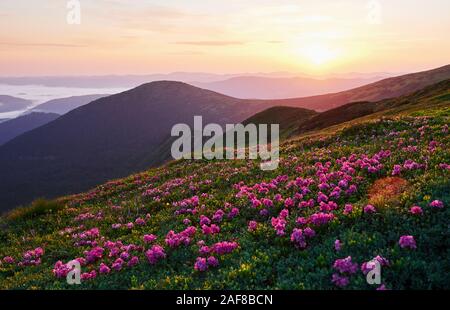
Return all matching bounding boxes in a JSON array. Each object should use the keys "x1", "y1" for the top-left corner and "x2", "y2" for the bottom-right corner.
[{"x1": 0, "y1": 81, "x2": 449, "y2": 290}]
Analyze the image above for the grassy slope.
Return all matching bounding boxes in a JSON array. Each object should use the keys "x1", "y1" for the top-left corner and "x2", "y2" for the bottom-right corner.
[
  {"x1": 242, "y1": 106, "x2": 318, "y2": 140},
  {"x1": 296, "y1": 79, "x2": 450, "y2": 137},
  {"x1": 0, "y1": 86, "x2": 449, "y2": 290}
]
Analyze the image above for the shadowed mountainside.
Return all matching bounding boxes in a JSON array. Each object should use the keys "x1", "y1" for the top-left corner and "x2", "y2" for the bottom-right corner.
[
  {"x1": 0, "y1": 112, "x2": 60, "y2": 145},
  {"x1": 242, "y1": 106, "x2": 317, "y2": 139}
]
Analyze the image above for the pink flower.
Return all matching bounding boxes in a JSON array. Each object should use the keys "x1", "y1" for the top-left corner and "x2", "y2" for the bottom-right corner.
[
  {"x1": 334, "y1": 239, "x2": 342, "y2": 251},
  {"x1": 120, "y1": 251, "x2": 130, "y2": 261},
  {"x1": 331, "y1": 273, "x2": 349, "y2": 288},
  {"x1": 199, "y1": 246, "x2": 210, "y2": 256},
  {"x1": 143, "y1": 234, "x2": 157, "y2": 244},
  {"x1": 99, "y1": 263, "x2": 111, "y2": 274},
  {"x1": 183, "y1": 218, "x2": 191, "y2": 225},
  {"x1": 3, "y1": 256, "x2": 15, "y2": 264},
  {"x1": 309, "y1": 212, "x2": 335, "y2": 226},
  {"x1": 296, "y1": 217, "x2": 307, "y2": 225},
  {"x1": 361, "y1": 256, "x2": 389, "y2": 274},
  {"x1": 145, "y1": 245, "x2": 166, "y2": 264},
  {"x1": 135, "y1": 218, "x2": 146, "y2": 226},
  {"x1": 376, "y1": 284, "x2": 389, "y2": 290},
  {"x1": 199, "y1": 215, "x2": 211, "y2": 226},
  {"x1": 429, "y1": 200, "x2": 444, "y2": 209},
  {"x1": 194, "y1": 257, "x2": 208, "y2": 272},
  {"x1": 111, "y1": 258, "x2": 124, "y2": 271},
  {"x1": 112, "y1": 223, "x2": 122, "y2": 229},
  {"x1": 343, "y1": 204, "x2": 353, "y2": 215},
  {"x1": 228, "y1": 208, "x2": 240, "y2": 219},
  {"x1": 303, "y1": 227, "x2": 315, "y2": 238},
  {"x1": 81, "y1": 270, "x2": 97, "y2": 281},
  {"x1": 290, "y1": 229, "x2": 307, "y2": 248},
  {"x1": 202, "y1": 224, "x2": 220, "y2": 235},
  {"x1": 127, "y1": 256, "x2": 139, "y2": 267},
  {"x1": 259, "y1": 209, "x2": 269, "y2": 217},
  {"x1": 165, "y1": 227, "x2": 196, "y2": 248},
  {"x1": 84, "y1": 247, "x2": 104, "y2": 263},
  {"x1": 207, "y1": 256, "x2": 219, "y2": 267},
  {"x1": 410, "y1": 206, "x2": 423, "y2": 215},
  {"x1": 284, "y1": 198, "x2": 294, "y2": 208},
  {"x1": 126, "y1": 222, "x2": 134, "y2": 229},
  {"x1": 252, "y1": 199, "x2": 262, "y2": 208},
  {"x1": 53, "y1": 261, "x2": 72, "y2": 278},
  {"x1": 392, "y1": 165, "x2": 402, "y2": 176},
  {"x1": 212, "y1": 241, "x2": 238, "y2": 255},
  {"x1": 212, "y1": 210, "x2": 224, "y2": 222},
  {"x1": 317, "y1": 192, "x2": 329, "y2": 203},
  {"x1": 271, "y1": 217, "x2": 287, "y2": 236},
  {"x1": 279, "y1": 209, "x2": 289, "y2": 219},
  {"x1": 399, "y1": 235, "x2": 416, "y2": 249},
  {"x1": 364, "y1": 204, "x2": 377, "y2": 214},
  {"x1": 333, "y1": 256, "x2": 358, "y2": 274},
  {"x1": 248, "y1": 221, "x2": 258, "y2": 232}
]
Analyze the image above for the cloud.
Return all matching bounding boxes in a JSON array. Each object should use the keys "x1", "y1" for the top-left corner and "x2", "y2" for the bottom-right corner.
[
  {"x1": 0, "y1": 42, "x2": 86, "y2": 48},
  {"x1": 173, "y1": 41, "x2": 246, "y2": 46}
]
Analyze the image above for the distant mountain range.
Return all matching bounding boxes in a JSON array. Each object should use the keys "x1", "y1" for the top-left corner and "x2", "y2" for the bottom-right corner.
[
  {"x1": 192, "y1": 76, "x2": 385, "y2": 99},
  {"x1": 0, "y1": 112, "x2": 60, "y2": 145},
  {"x1": 28, "y1": 94, "x2": 107, "y2": 115},
  {"x1": 0, "y1": 64, "x2": 449, "y2": 211},
  {"x1": 0, "y1": 95, "x2": 33, "y2": 113},
  {"x1": 0, "y1": 72, "x2": 395, "y2": 89}
]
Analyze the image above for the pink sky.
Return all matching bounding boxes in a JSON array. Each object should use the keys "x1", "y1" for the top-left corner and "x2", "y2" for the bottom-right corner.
[{"x1": 1, "y1": 0, "x2": 449, "y2": 76}]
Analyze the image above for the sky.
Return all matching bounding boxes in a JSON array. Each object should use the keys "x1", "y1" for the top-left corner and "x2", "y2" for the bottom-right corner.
[{"x1": 1, "y1": 0, "x2": 449, "y2": 76}]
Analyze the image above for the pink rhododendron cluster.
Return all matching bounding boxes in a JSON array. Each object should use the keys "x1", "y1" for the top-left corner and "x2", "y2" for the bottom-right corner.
[
  {"x1": 399, "y1": 235, "x2": 417, "y2": 249},
  {"x1": 165, "y1": 226, "x2": 197, "y2": 248},
  {"x1": 20, "y1": 247, "x2": 44, "y2": 266},
  {"x1": 333, "y1": 256, "x2": 358, "y2": 274},
  {"x1": 331, "y1": 256, "x2": 358, "y2": 288},
  {"x1": 309, "y1": 212, "x2": 335, "y2": 226},
  {"x1": 361, "y1": 255, "x2": 389, "y2": 275},
  {"x1": 363, "y1": 204, "x2": 377, "y2": 214},
  {"x1": 145, "y1": 245, "x2": 166, "y2": 264},
  {"x1": 290, "y1": 228, "x2": 315, "y2": 249},
  {"x1": 429, "y1": 200, "x2": 444, "y2": 209},
  {"x1": 410, "y1": 206, "x2": 423, "y2": 215},
  {"x1": 248, "y1": 220, "x2": 258, "y2": 232},
  {"x1": 143, "y1": 234, "x2": 157, "y2": 244},
  {"x1": 212, "y1": 241, "x2": 239, "y2": 255}
]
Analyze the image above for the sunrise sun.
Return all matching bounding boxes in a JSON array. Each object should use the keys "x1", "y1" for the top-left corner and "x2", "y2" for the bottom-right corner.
[{"x1": 302, "y1": 44, "x2": 339, "y2": 66}]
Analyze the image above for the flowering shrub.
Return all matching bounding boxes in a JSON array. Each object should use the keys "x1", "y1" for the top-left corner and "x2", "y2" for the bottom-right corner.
[
  {"x1": 410, "y1": 206, "x2": 423, "y2": 215},
  {"x1": 333, "y1": 256, "x2": 358, "y2": 274},
  {"x1": 145, "y1": 245, "x2": 166, "y2": 265},
  {"x1": 212, "y1": 241, "x2": 239, "y2": 255},
  {"x1": 429, "y1": 200, "x2": 444, "y2": 209},
  {"x1": 399, "y1": 236, "x2": 417, "y2": 249}
]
